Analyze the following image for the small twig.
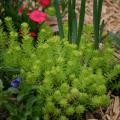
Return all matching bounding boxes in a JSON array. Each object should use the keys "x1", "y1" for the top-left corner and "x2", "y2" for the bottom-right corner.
[
  {"x1": 110, "y1": 94, "x2": 116, "y2": 99},
  {"x1": 106, "y1": 114, "x2": 111, "y2": 120},
  {"x1": 100, "y1": 106, "x2": 105, "y2": 120}
]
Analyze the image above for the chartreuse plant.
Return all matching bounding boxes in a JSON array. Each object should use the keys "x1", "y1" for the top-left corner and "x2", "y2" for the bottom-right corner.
[{"x1": 0, "y1": 17, "x2": 120, "y2": 119}]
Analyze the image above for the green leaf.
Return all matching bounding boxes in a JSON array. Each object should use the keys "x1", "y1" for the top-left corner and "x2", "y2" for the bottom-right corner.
[
  {"x1": 0, "y1": 79, "x2": 3, "y2": 91},
  {"x1": 0, "y1": 66, "x2": 20, "y2": 73},
  {"x1": 93, "y1": 0, "x2": 99, "y2": 49},
  {"x1": 61, "y1": 0, "x2": 68, "y2": 13},
  {"x1": 26, "y1": 96, "x2": 37, "y2": 110},
  {"x1": 54, "y1": 0, "x2": 64, "y2": 39},
  {"x1": 4, "y1": 102, "x2": 18, "y2": 116},
  {"x1": 98, "y1": 0, "x2": 104, "y2": 27},
  {"x1": 93, "y1": 0, "x2": 104, "y2": 49},
  {"x1": 6, "y1": 88, "x2": 18, "y2": 95},
  {"x1": 71, "y1": 0, "x2": 77, "y2": 43},
  {"x1": 68, "y1": 0, "x2": 72, "y2": 42},
  {"x1": 99, "y1": 20, "x2": 105, "y2": 42},
  {"x1": 77, "y1": 0, "x2": 86, "y2": 47}
]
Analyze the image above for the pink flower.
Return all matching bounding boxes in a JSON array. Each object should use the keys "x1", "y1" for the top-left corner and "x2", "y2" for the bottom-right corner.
[
  {"x1": 39, "y1": 0, "x2": 51, "y2": 6},
  {"x1": 21, "y1": 5, "x2": 26, "y2": 11},
  {"x1": 29, "y1": 10, "x2": 46, "y2": 23}
]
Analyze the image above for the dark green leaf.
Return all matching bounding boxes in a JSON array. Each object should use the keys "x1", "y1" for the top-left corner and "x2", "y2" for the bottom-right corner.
[
  {"x1": 77, "y1": 0, "x2": 86, "y2": 47},
  {"x1": 54, "y1": 0, "x2": 64, "y2": 39}
]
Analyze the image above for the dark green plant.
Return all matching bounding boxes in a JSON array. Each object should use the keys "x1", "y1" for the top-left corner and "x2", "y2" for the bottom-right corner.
[
  {"x1": 61, "y1": 0, "x2": 68, "y2": 14},
  {"x1": 93, "y1": 0, "x2": 104, "y2": 49},
  {"x1": 68, "y1": 0, "x2": 77, "y2": 43},
  {"x1": 0, "y1": 79, "x2": 44, "y2": 120},
  {"x1": 54, "y1": 0, "x2": 86, "y2": 47},
  {"x1": 76, "y1": 0, "x2": 86, "y2": 46},
  {"x1": 54, "y1": 0, "x2": 105, "y2": 49},
  {"x1": 0, "y1": 0, "x2": 21, "y2": 21},
  {"x1": 54, "y1": 0, "x2": 64, "y2": 39},
  {"x1": 109, "y1": 32, "x2": 120, "y2": 49},
  {"x1": 106, "y1": 64, "x2": 120, "y2": 95}
]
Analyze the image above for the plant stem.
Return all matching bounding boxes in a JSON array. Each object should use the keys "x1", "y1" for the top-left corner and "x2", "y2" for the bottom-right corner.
[
  {"x1": 71, "y1": 0, "x2": 77, "y2": 43},
  {"x1": 93, "y1": 0, "x2": 104, "y2": 49},
  {"x1": 54, "y1": 0, "x2": 64, "y2": 39},
  {"x1": 93, "y1": 0, "x2": 99, "y2": 49},
  {"x1": 77, "y1": 0, "x2": 86, "y2": 47},
  {"x1": 68, "y1": 0, "x2": 72, "y2": 42}
]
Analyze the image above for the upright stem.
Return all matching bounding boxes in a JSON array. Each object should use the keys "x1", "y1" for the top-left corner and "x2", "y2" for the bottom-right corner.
[
  {"x1": 93, "y1": 0, "x2": 99, "y2": 49},
  {"x1": 77, "y1": 0, "x2": 86, "y2": 47},
  {"x1": 71, "y1": 0, "x2": 77, "y2": 43},
  {"x1": 98, "y1": 0, "x2": 104, "y2": 42},
  {"x1": 54, "y1": 0, "x2": 64, "y2": 39},
  {"x1": 68, "y1": 0, "x2": 72, "y2": 42}
]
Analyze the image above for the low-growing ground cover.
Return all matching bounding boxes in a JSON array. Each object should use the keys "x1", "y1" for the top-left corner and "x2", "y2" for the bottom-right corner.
[
  {"x1": 0, "y1": 0, "x2": 120, "y2": 120},
  {"x1": 0, "y1": 18, "x2": 120, "y2": 119}
]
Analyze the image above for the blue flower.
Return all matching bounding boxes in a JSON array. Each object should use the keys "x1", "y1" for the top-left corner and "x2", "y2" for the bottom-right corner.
[{"x1": 11, "y1": 77, "x2": 22, "y2": 88}]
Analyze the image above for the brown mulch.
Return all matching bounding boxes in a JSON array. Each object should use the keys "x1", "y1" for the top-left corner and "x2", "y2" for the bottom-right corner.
[
  {"x1": 82, "y1": 0, "x2": 120, "y2": 33},
  {"x1": 47, "y1": 0, "x2": 120, "y2": 34},
  {"x1": 70, "y1": 0, "x2": 120, "y2": 33}
]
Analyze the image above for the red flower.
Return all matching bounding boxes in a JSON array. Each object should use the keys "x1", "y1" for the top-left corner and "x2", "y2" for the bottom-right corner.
[
  {"x1": 18, "y1": 29, "x2": 37, "y2": 38},
  {"x1": 18, "y1": 29, "x2": 23, "y2": 35},
  {"x1": 29, "y1": 10, "x2": 46, "y2": 23},
  {"x1": 27, "y1": 9, "x2": 31, "y2": 14},
  {"x1": 39, "y1": 0, "x2": 51, "y2": 6},
  {"x1": 29, "y1": 31, "x2": 37, "y2": 37},
  {"x1": 18, "y1": 8, "x2": 22, "y2": 16},
  {"x1": 18, "y1": 5, "x2": 26, "y2": 16}
]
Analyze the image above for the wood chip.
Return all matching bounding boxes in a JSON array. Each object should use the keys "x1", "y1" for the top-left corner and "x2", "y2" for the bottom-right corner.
[
  {"x1": 112, "y1": 96, "x2": 120, "y2": 120},
  {"x1": 86, "y1": 112, "x2": 95, "y2": 120},
  {"x1": 106, "y1": 114, "x2": 111, "y2": 120}
]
